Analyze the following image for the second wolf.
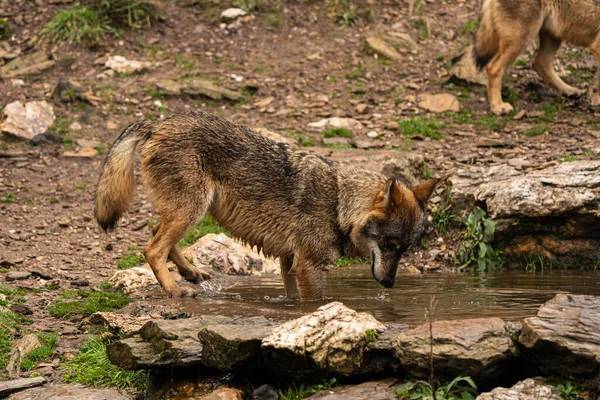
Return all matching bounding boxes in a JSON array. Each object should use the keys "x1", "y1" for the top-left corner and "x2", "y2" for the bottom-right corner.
[
  {"x1": 95, "y1": 111, "x2": 436, "y2": 301},
  {"x1": 474, "y1": 0, "x2": 600, "y2": 115}
]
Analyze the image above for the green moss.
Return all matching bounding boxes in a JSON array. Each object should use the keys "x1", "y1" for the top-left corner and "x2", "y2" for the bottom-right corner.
[
  {"x1": 398, "y1": 117, "x2": 443, "y2": 140},
  {"x1": 49, "y1": 290, "x2": 130, "y2": 319},
  {"x1": 116, "y1": 253, "x2": 145, "y2": 270}
]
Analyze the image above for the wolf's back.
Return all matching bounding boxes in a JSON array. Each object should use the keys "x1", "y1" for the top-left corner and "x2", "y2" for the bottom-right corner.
[{"x1": 94, "y1": 120, "x2": 154, "y2": 231}]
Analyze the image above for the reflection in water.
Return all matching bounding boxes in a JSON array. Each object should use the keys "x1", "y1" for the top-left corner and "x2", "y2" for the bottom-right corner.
[{"x1": 158, "y1": 265, "x2": 600, "y2": 325}]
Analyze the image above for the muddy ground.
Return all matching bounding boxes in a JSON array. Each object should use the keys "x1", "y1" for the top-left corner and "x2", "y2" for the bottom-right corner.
[{"x1": 0, "y1": 0, "x2": 599, "y2": 392}]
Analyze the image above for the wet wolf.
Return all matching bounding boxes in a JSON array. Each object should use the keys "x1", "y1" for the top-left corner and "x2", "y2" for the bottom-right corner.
[
  {"x1": 474, "y1": 0, "x2": 600, "y2": 115},
  {"x1": 95, "y1": 111, "x2": 437, "y2": 301}
]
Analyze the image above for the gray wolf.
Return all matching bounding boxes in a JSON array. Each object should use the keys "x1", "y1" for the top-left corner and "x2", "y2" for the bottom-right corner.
[
  {"x1": 95, "y1": 111, "x2": 436, "y2": 301},
  {"x1": 474, "y1": 0, "x2": 600, "y2": 115}
]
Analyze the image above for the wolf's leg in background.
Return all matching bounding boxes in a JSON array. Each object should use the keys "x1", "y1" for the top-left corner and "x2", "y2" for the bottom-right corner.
[
  {"x1": 144, "y1": 211, "x2": 199, "y2": 297},
  {"x1": 152, "y1": 223, "x2": 212, "y2": 283},
  {"x1": 534, "y1": 30, "x2": 585, "y2": 97},
  {"x1": 588, "y1": 39, "x2": 600, "y2": 106},
  {"x1": 280, "y1": 256, "x2": 299, "y2": 300},
  {"x1": 486, "y1": 32, "x2": 527, "y2": 115},
  {"x1": 290, "y1": 255, "x2": 324, "y2": 302}
]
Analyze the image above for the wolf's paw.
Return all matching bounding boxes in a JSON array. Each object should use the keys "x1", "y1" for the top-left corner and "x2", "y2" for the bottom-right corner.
[
  {"x1": 181, "y1": 266, "x2": 212, "y2": 283},
  {"x1": 166, "y1": 286, "x2": 197, "y2": 298},
  {"x1": 490, "y1": 102, "x2": 514, "y2": 116},
  {"x1": 563, "y1": 87, "x2": 585, "y2": 98}
]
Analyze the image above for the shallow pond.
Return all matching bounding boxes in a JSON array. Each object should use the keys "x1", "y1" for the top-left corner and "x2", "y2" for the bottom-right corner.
[{"x1": 155, "y1": 265, "x2": 600, "y2": 325}]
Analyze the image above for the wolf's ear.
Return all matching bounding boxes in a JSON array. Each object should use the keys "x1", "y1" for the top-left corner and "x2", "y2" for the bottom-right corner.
[
  {"x1": 377, "y1": 178, "x2": 403, "y2": 210},
  {"x1": 412, "y1": 178, "x2": 437, "y2": 207}
]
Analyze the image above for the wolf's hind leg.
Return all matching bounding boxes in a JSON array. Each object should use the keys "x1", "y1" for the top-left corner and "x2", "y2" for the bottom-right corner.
[
  {"x1": 290, "y1": 255, "x2": 324, "y2": 302},
  {"x1": 587, "y1": 38, "x2": 600, "y2": 106},
  {"x1": 534, "y1": 30, "x2": 584, "y2": 97},
  {"x1": 152, "y1": 223, "x2": 213, "y2": 283},
  {"x1": 280, "y1": 256, "x2": 299, "y2": 300}
]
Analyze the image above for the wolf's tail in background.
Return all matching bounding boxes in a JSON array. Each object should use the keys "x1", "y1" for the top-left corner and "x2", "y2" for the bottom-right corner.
[
  {"x1": 473, "y1": 0, "x2": 498, "y2": 70},
  {"x1": 94, "y1": 119, "x2": 154, "y2": 232}
]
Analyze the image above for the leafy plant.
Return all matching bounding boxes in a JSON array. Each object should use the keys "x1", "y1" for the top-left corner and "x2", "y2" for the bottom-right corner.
[
  {"x1": 0, "y1": 18, "x2": 9, "y2": 40},
  {"x1": 455, "y1": 207, "x2": 501, "y2": 272},
  {"x1": 42, "y1": 6, "x2": 115, "y2": 45},
  {"x1": 1, "y1": 192, "x2": 14, "y2": 203},
  {"x1": 178, "y1": 214, "x2": 228, "y2": 248},
  {"x1": 433, "y1": 208, "x2": 455, "y2": 235},
  {"x1": 397, "y1": 376, "x2": 478, "y2": 400},
  {"x1": 95, "y1": 0, "x2": 157, "y2": 29},
  {"x1": 556, "y1": 381, "x2": 583, "y2": 400},
  {"x1": 365, "y1": 329, "x2": 379, "y2": 344},
  {"x1": 279, "y1": 378, "x2": 337, "y2": 400},
  {"x1": 460, "y1": 19, "x2": 478, "y2": 35}
]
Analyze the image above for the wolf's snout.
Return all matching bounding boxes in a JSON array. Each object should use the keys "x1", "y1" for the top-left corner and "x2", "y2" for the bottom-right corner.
[{"x1": 378, "y1": 276, "x2": 395, "y2": 288}]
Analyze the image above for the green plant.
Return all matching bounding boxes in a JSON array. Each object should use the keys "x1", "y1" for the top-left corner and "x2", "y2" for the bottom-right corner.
[
  {"x1": 455, "y1": 207, "x2": 501, "y2": 272},
  {"x1": 297, "y1": 135, "x2": 315, "y2": 147},
  {"x1": 323, "y1": 127, "x2": 353, "y2": 138},
  {"x1": 398, "y1": 117, "x2": 443, "y2": 140},
  {"x1": 433, "y1": 208, "x2": 455, "y2": 235},
  {"x1": 279, "y1": 378, "x2": 337, "y2": 400},
  {"x1": 21, "y1": 333, "x2": 58, "y2": 371},
  {"x1": 460, "y1": 19, "x2": 478, "y2": 35},
  {"x1": 560, "y1": 154, "x2": 578, "y2": 163},
  {"x1": 336, "y1": 257, "x2": 368, "y2": 267},
  {"x1": 116, "y1": 253, "x2": 145, "y2": 270},
  {"x1": 365, "y1": 329, "x2": 379, "y2": 344},
  {"x1": 49, "y1": 290, "x2": 130, "y2": 319},
  {"x1": 1, "y1": 192, "x2": 14, "y2": 203},
  {"x1": 95, "y1": 0, "x2": 157, "y2": 29},
  {"x1": 397, "y1": 376, "x2": 478, "y2": 400},
  {"x1": 539, "y1": 100, "x2": 561, "y2": 122},
  {"x1": 522, "y1": 125, "x2": 551, "y2": 137},
  {"x1": 62, "y1": 336, "x2": 147, "y2": 392},
  {"x1": 178, "y1": 214, "x2": 228, "y2": 248},
  {"x1": 522, "y1": 254, "x2": 553, "y2": 273},
  {"x1": 42, "y1": 6, "x2": 115, "y2": 45},
  {"x1": 414, "y1": 17, "x2": 429, "y2": 39},
  {"x1": 556, "y1": 381, "x2": 583, "y2": 400},
  {"x1": 0, "y1": 18, "x2": 9, "y2": 40},
  {"x1": 50, "y1": 197, "x2": 59, "y2": 204}
]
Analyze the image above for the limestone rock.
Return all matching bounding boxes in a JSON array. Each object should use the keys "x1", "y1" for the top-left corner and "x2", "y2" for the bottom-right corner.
[
  {"x1": 89, "y1": 312, "x2": 151, "y2": 337},
  {"x1": 5, "y1": 383, "x2": 134, "y2": 400},
  {"x1": 220, "y1": 8, "x2": 246, "y2": 20},
  {"x1": 156, "y1": 79, "x2": 243, "y2": 101},
  {"x1": 6, "y1": 334, "x2": 41, "y2": 378},
  {"x1": 307, "y1": 117, "x2": 366, "y2": 135},
  {"x1": 0, "y1": 51, "x2": 55, "y2": 79},
  {"x1": 262, "y1": 302, "x2": 386, "y2": 377},
  {"x1": 0, "y1": 377, "x2": 46, "y2": 397},
  {"x1": 448, "y1": 45, "x2": 488, "y2": 86},
  {"x1": 1, "y1": 101, "x2": 55, "y2": 140},
  {"x1": 519, "y1": 294, "x2": 600, "y2": 385},
  {"x1": 366, "y1": 37, "x2": 402, "y2": 61},
  {"x1": 253, "y1": 127, "x2": 295, "y2": 146},
  {"x1": 105, "y1": 55, "x2": 150, "y2": 74},
  {"x1": 418, "y1": 93, "x2": 460, "y2": 113},
  {"x1": 393, "y1": 318, "x2": 516, "y2": 382},
  {"x1": 476, "y1": 378, "x2": 560, "y2": 400},
  {"x1": 182, "y1": 233, "x2": 279, "y2": 276},
  {"x1": 307, "y1": 379, "x2": 398, "y2": 399},
  {"x1": 107, "y1": 266, "x2": 158, "y2": 294}
]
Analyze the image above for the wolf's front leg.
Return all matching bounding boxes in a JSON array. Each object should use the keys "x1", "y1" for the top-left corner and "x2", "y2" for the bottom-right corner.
[
  {"x1": 280, "y1": 256, "x2": 299, "y2": 300},
  {"x1": 290, "y1": 256, "x2": 324, "y2": 302},
  {"x1": 589, "y1": 39, "x2": 600, "y2": 106}
]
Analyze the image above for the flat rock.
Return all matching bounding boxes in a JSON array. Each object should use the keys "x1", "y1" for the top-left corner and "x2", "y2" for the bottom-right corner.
[
  {"x1": 393, "y1": 318, "x2": 517, "y2": 383},
  {"x1": 0, "y1": 377, "x2": 46, "y2": 397},
  {"x1": 448, "y1": 45, "x2": 487, "y2": 86},
  {"x1": 262, "y1": 302, "x2": 386, "y2": 377},
  {"x1": 0, "y1": 51, "x2": 55, "y2": 78},
  {"x1": 89, "y1": 312, "x2": 151, "y2": 337},
  {"x1": 105, "y1": 55, "x2": 150, "y2": 74},
  {"x1": 220, "y1": 8, "x2": 246, "y2": 20},
  {"x1": 307, "y1": 379, "x2": 398, "y2": 399},
  {"x1": 307, "y1": 117, "x2": 366, "y2": 135},
  {"x1": 322, "y1": 137, "x2": 352, "y2": 147},
  {"x1": 156, "y1": 79, "x2": 243, "y2": 101},
  {"x1": 366, "y1": 37, "x2": 402, "y2": 61},
  {"x1": 519, "y1": 293, "x2": 600, "y2": 385},
  {"x1": 6, "y1": 334, "x2": 41, "y2": 378},
  {"x1": 5, "y1": 271, "x2": 32, "y2": 281},
  {"x1": 62, "y1": 147, "x2": 97, "y2": 159},
  {"x1": 182, "y1": 233, "x2": 279, "y2": 276},
  {"x1": 5, "y1": 383, "x2": 134, "y2": 400},
  {"x1": 476, "y1": 378, "x2": 560, "y2": 400},
  {"x1": 253, "y1": 127, "x2": 295, "y2": 146},
  {"x1": 1, "y1": 101, "x2": 55, "y2": 140},
  {"x1": 108, "y1": 266, "x2": 158, "y2": 294},
  {"x1": 418, "y1": 93, "x2": 460, "y2": 113}
]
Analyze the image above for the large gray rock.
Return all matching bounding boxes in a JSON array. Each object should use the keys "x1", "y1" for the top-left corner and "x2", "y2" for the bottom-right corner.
[
  {"x1": 261, "y1": 302, "x2": 386, "y2": 377},
  {"x1": 393, "y1": 318, "x2": 517, "y2": 382},
  {"x1": 519, "y1": 293, "x2": 600, "y2": 386},
  {"x1": 448, "y1": 45, "x2": 487, "y2": 86},
  {"x1": 1, "y1": 101, "x2": 55, "y2": 140},
  {"x1": 307, "y1": 379, "x2": 398, "y2": 399},
  {"x1": 476, "y1": 378, "x2": 560, "y2": 400},
  {"x1": 182, "y1": 234, "x2": 279, "y2": 276},
  {"x1": 450, "y1": 161, "x2": 600, "y2": 262},
  {"x1": 0, "y1": 377, "x2": 45, "y2": 397},
  {"x1": 107, "y1": 266, "x2": 158, "y2": 294},
  {"x1": 307, "y1": 148, "x2": 424, "y2": 187},
  {"x1": 6, "y1": 384, "x2": 134, "y2": 400}
]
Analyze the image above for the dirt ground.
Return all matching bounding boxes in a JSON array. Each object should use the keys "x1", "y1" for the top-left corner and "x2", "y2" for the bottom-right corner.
[{"x1": 1, "y1": 0, "x2": 600, "y2": 381}]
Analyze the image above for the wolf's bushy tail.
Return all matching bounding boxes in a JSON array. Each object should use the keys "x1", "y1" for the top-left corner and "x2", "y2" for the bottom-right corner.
[
  {"x1": 473, "y1": 0, "x2": 498, "y2": 70},
  {"x1": 95, "y1": 119, "x2": 154, "y2": 232}
]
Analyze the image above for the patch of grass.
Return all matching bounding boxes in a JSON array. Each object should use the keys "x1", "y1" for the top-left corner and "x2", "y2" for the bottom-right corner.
[
  {"x1": 455, "y1": 207, "x2": 502, "y2": 272},
  {"x1": 50, "y1": 197, "x2": 59, "y2": 204},
  {"x1": 344, "y1": 67, "x2": 365, "y2": 81},
  {"x1": 62, "y1": 336, "x2": 147, "y2": 392},
  {"x1": 49, "y1": 118, "x2": 71, "y2": 136},
  {"x1": 522, "y1": 125, "x2": 551, "y2": 137},
  {"x1": 97, "y1": 281, "x2": 114, "y2": 290},
  {"x1": 21, "y1": 333, "x2": 58, "y2": 371},
  {"x1": 95, "y1": 0, "x2": 157, "y2": 29},
  {"x1": 460, "y1": 19, "x2": 478, "y2": 35},
  {"x1": 323, "y1": 127, "x2": 353, "y2": 139},
  {"x1": 397, "y1": 376, "x2": 478, "y2": 400},
  {"x1": 178, "y1": 214, "x2": 228, "y2": 248},
  {"x1": 279, "y1": 378, "x2": 337, "y2": 400},
  {"x1": 336, "y1": 257, "x2": 368, "y2": 267},
  {"x1": 74, "y1": 180, "x2": 89, "y2": 190},
  {"x1": 174, "y1": 54, "x2": 195, "y2": 71},
  {"x1": 475, "y1": 113, "x2": 510, "y2": 131},
  {"x1": 433, "y1": 209, "x2": 455, "y2": 235},
  {"x1": 0, "y1": 328, "x2": 12, "y2": 369},
  {"x1": 49, "y1": 290, "x2": 130, "y2": 319},
  {"x1": 560, "y1": 154, "x2": 578, "y2": 163},
  {"x1": 0, "y1": 309, "x2": 31, "y2": 330},
  {"x1": 539, "y1": 101, "x2": 562, "y2": 122},
  {"x1": 0, "y1": 285, "x2": 26, "y2": 297},
  {"x1": 398, "y1": 117, "x2": 443, "y2": 140},
  {"x1": 505, "y1": 87, "x2": 517, "y2": 105},
  {"x1": 0, "y1": 18, "x2": 9, "y2": 40},
  {"x1": 42, "y1": 6, "x2": 115, "y2": 45},
  {"x1": 522, "y1": 254, "x2": 554, "y2": 273},
  {"x1": 116, "y1": 253, "x2": 145, "y2": 270},
  {"x1": 1, "y1": 192, "x2": 14, "y2": 203},
  {"x1": 297, "y1": 135, "x2": 315, "y2": 147},
  {"x1": 365, "y1": 329, "x2": 379, "y2": 344},
  {"x1": 515, "y1": 58, "x2": 528, "y2": 67},
  {"x1": 413, "y1": 17, "x2": 429, "y2": 39}
]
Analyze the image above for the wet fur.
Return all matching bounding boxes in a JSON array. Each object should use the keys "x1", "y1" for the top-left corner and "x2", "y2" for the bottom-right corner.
[
  {"x1": 474, "y1": 0, "x2": 600, "y2": 115},
  {"x1": 95, "y1": 111, "x2": 436, "y2": 301}
]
